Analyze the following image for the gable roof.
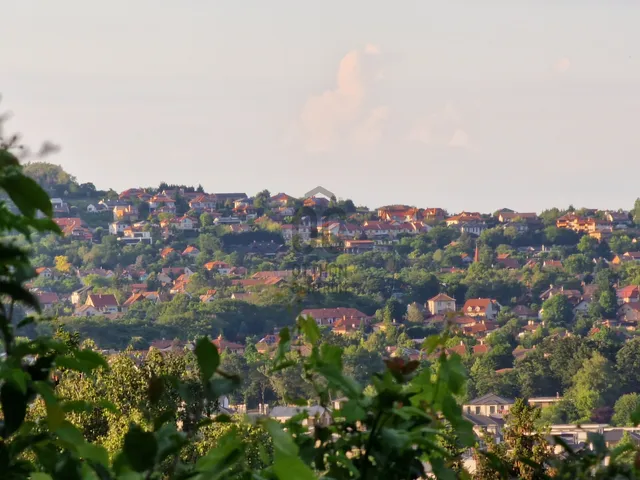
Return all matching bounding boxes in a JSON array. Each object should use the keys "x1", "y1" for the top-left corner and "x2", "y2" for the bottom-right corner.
[
  {"x1": 86, "y1": 294, "x2": 119, "y2": 308},
  {"x1": 467, "y1": 393, "x2": 514, "y2": 406},
  {"x1": 429, "y1": 293, "x2": 456, "y2": 303}
]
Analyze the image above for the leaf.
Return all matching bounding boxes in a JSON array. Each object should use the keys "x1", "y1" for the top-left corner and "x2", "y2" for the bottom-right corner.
[
  {"x1": 74, "y1": 349, "x2": 108, "y2": 371},
  {"x1": 272, "y1": 452, "x2": 316, "y2": 480},
  {"x1": 0, "y1": 172, "x2": 53, "y2": 218},
  {"x1": 30, "y1": 474, "x2": 53, "y2": 480},
  {"x1": 77, "y1": 443, "x2": 109, "y2": 467},
  {"x1": 0, "y1": 382, "x2": 28, "y2": 437},
  {"x1": 194, "y1": 337, "x2": 219, "y2": 382},
  {"x1": 265, "y1": 420, "x2": 298, "y2": 457},
  {"x1": 62, "y1": 400, "x2": 93, "y2": 414},
  {"x1": 55, "y1": 421, "x2": 85, "y2": 445},
  {"x1": 0, "y1": 281, "x2": 40, "y2": 311},
  {"x1": 123, "y1": 425, "x2": 158, "y2": 472},
  {"x1": 297, "y1": 315, "x2": 320, "y2": 344}
]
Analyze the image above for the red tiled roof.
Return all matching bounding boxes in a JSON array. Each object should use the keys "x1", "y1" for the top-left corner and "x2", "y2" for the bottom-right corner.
[
  {"x1": 37, "y1": 292, "x2": 60, "y2": 305},
  {"x1": 429, "y1": 293, "x2": 456, "y2": 302},
  {"x1": 87, "y1": 294, "x2": 118, "y2": 308}
]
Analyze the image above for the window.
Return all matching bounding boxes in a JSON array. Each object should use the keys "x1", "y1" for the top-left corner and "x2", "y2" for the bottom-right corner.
[
  {"x1": 490, "y1": 406, "x2": 495, "y2": 414},
  {"x1": 475, "y1": 406, "x2": 480, "y2": 414}
]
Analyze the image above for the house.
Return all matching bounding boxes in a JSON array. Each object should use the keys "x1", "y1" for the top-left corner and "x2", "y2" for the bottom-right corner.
[
  {"x1": 422, "y1": 208, "x2": 447, "y2": 222},
  {"x1": 204, "y1": 261, "x2": 232, "y2": 275},
  {"x1": 495, "y1": 254, "x2": 520, "y2": 270},
  {"x1": 74, "y1": 305, "x2": 100, "y2": 317},
  {"x1": 617, "y1": 285, "x2": 640, "y2": 305},
  {"x1": 269, "y1": 192, "x2": 294, "y2": 207},
  {"x1": 85, "y1": 294, "x2": 119, "y2": 314},
  {"x1": 604, "y1": 211, "x2": 631, "y2": 225},
  {"x1": 87, "y1": 203, "x2": 109, "y2": 213},
  {"x1": 462, "y1": 298, "x2": 501, "y2": 320},
  {"x1": 35, "y1": 267, "x2": 54, "y2": 279},
  {"x1": 463, "y1": 393, "x2": 514, "y2": 417},
  {"x1": 71, "y1": 285, "x2": 93, "y2": 305},
  {"x1": 199, "y1": 290, "x2": 217, "y2": 303},
  {"x1": 212, "y1": 335, "x2": 244, "y2": 355},
  {"x1": 460, "y1": 221, "x2": 488, "y2": 236},
  {"x1": 113, "y1": 204, "x2": 138, "y2": 222},
  {"x1": 174, "y1": 215, "x2": 198, "y2": 231},
  {"x1": 121, "y1": 292, "x2": 147, "y2": 312},
  {"x1": 304, "y1": 196, "x2": 330, "y2": 209},
  {"x1": 268, "y1": 405, "x2": 332, "y2": 428},
  {"x1": 149, "y1": 195, "x2": 176, "y2": 211},
  {"x1": 299, "y1": 307, "x2": 371, "y2": 326},
  {"x1": 497, "y1": 212, "x2": 538, "y2": 223},
  {"x1": 182, "y1": 246, "x2": 200, "y2": 257},
  {"x1": 332, "y1": 317, "x2": 367, "y2": 335},
  {"x1": 445, "y1": 212, "x2": 483, "y2": 226},
  {"x1": 119, "y1": 227, "x2": 152, "y2": 245},
  {"x1": 543, "y1": 259, "x2": 564, "y2": 270},
  {"x1": 160, "y1": 247, "x2": 176, "y2": 259},
  {"x1": 231, "y1": 292, "x2": 254, "y2": 301},
  {"x1": 343, "y1": 239, "x2": 375, "y2": 254},
  {"x1": 188, "y1": 194, "x2": 218, "y2": 211},
  {"x1": 109, "y1": 222, "x2": 128, "y2": 235},
  {"x1": 36, "y1": 292, "x2": 60, "y2": 310},
  {"x1": 51, "y1": 197, "x2": 70, "y2": 215},
  {"x1": 427, "y1": 293, "x2": 456, "y2": 316},
  {"x1": 512, "y1": 305, "x2": 537, "y2": 320},
  {"x1": 445, "y1": 341, "x2": 467, "y2": 357},
  {"x1": 618, "y1": 303, "x2": 640, "y2": 323},
  {"x1": 463, "y1": 413, "x2": 505, "y2": 442}
]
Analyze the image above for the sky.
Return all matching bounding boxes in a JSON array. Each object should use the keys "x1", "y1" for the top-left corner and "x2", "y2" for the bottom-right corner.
[{"x1": 3, "y1": 1, "x2": 640, "y2": 212}]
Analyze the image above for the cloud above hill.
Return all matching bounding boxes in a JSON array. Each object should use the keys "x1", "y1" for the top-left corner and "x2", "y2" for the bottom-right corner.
[{"x1": 295, "y1": 45, "x2": 387, "y2": 153}]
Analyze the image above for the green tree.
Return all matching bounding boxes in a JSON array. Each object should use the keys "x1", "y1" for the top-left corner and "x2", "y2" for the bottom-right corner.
[
  {"x1": 568, "y1": 351, "x2": 619, "y2": 421},
  {"x1": 541, "y1": 294, "x2": 574, "y2": 328},
  {"x1": 612, "y1": 393, "x2": 640, "y2": 427},
  {"x1": 617, "y1": 337, "x2": 640, "y2": 393}
]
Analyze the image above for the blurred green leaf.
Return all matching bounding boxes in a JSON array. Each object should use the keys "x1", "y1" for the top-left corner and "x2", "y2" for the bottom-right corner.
[{"x1": 195, "y1": 337, "x2": 219, "y2": 382}]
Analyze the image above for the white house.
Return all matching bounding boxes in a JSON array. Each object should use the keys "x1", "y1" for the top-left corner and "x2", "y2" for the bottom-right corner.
[{"x1": 109, "y1": 222, "x2": 128, "y2": 235}]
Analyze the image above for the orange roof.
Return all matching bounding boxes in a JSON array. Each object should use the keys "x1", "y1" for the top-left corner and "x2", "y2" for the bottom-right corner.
[{"x1": 429, "y1": 293, "x2": 456, "y2": 302}]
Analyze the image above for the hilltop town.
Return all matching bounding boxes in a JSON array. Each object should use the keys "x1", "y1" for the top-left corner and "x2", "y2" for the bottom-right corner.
[{"x1": 17, "y1": 162, "x2": 640, "y2": 457}]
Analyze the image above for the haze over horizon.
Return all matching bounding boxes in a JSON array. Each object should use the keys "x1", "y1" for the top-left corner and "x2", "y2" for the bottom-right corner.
[{"x1": 3, "y1": 1, "x2": 640, "y2": 212}]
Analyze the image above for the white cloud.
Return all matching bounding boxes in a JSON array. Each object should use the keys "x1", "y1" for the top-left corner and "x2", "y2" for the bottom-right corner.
[
  {"x1": 295, "y1": 45, "x2": 386, "y2": 153},
  {"x1": 351, "y1": 106, "x2": 389, "y2": 149},
  {"x1": 449, "y1": 129, "x2": 470, "y2": 148},
  {"x1": 554, "y1": 57, "x2": 571, "y2": 73},
  {"x1": 407, "y1": 104, "x2": 471, "y2": 149}
]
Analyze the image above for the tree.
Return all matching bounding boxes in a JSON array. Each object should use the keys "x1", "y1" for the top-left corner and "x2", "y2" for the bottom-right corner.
[
  {"x1": 610, "y1": 234, "x2": 634, "y2": 255},
  {"x1": 200, "y1": 211, "x2": 214, "y2": 227},
  {"x1": 253, "y1": 189, "x2": 271, "y2": 209},
  {"x1": 617, "y1": 337, "x2": 640, "y2": 393},
  {"x1": 541, "y1": 294, "x2": 574, "y2": 328},
  {"x1": 405, "y1": 302, "x2": 425, "y2": 323},
  {"x1": 633, "y1": 198, "x2": 640, "y2": 224},
  {"x1": 598, "y1": 285, "x2": 618, "y2": 319},
  {"x1": 54, "y1": 254, "x2": 72, "y2": 273},
  {"x1": 612, "y1": 393, "x2": 640, "y2": 427},
  {"x1": 503, "y1": 398, "x2": 550, "y2": 480},
  {"x1": 568, "y1": 351, "x2": 619, "y2": 421},
  {"x1": 564, "y1": 253, "x2": 592, "y2": 275},
  {"x1": 577, "y1": 235, "x2": 598, "y2": 258}
]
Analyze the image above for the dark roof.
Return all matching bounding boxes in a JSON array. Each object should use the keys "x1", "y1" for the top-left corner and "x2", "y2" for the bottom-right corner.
[
  {"x1": 463, "y1": 413, "x2": 505, "y2": 427},
  {"x1": 467, "y1": 393, "x2": 514, "y2": 406}
]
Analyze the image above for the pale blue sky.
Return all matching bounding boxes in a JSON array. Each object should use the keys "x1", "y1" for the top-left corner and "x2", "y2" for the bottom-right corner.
[{"x1": 3, "y1": 1, "x2": 640, "y2": 212}]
